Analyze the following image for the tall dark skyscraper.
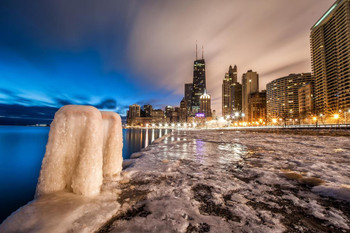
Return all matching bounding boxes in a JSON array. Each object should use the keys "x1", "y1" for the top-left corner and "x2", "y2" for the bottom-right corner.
[
  {"x1": 191, "y1": 46, "x2": 206, "y2": 114},
  {"x1": 184, "y1": 83, "x2": 193, "y2": 115},
  {"x1": 222, "y1": 65, "x2": 238, "y2": 116}
]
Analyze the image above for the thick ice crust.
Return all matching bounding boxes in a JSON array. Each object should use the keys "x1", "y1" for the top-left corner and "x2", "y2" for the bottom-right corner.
[
  {"x1": 36, "y1": 105, "x2": 123, "y2": 197},
  {"x1": 101, "y1": 111, "x2": 123, "y2": 179}
]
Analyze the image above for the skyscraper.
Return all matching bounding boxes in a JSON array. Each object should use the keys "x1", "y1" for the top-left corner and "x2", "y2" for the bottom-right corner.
[
  {"x1": 184, "y1": 83, "x2": 193, "y2": 115},
  {"x1": 179, "y1": 98, "x2": 187, "y2": 122},
  {"x1": 231, "y1": 82, "x2": 242, "y2": 113},
  {"x1": 200, "y1": 90, "x2": 211, "y2": 117},
  {"x1": 311, "y1": 0, "x2": 350, "y2": 114},
  {"x1": 222, "y1": 65, "x2": 238, "y2": 117},
  {"x1": 242, "y1": 70, "x2": 259, "y2": 119},
  {"x1": 191, "y1": 46, "x2": 206, "y2": 114}
]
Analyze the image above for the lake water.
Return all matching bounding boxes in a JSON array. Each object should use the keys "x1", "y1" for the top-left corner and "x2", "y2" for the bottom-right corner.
[{"x1": 0, "y1": 126, "x2": 170, "y2": 223}]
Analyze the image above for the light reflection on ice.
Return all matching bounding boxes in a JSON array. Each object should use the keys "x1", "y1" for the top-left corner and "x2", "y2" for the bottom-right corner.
[{"x1": 113, "y1": 130, "x2": 350, "y2": 233}]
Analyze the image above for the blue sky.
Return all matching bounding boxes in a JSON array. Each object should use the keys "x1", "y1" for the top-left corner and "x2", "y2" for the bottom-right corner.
[{"x1": 0, "y1": 0, "x2": 333, "y2": 116}]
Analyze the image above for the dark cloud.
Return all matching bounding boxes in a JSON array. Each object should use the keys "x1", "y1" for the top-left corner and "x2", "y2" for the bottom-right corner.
[
  {"x1": 260, "y1": 59, "x2": 310, "y2": 81},
  {"x1": 96, "y1": 99, "x2": 117, "y2": 110}
]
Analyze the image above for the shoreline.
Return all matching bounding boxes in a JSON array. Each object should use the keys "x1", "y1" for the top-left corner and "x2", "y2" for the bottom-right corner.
[{"x1": 97, "y1": 130, "x2": 350, "y2": 232}]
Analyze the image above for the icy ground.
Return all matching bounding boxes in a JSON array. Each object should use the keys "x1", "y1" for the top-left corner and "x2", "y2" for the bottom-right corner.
[{"x1": 99, "y1": 130, "x2": 350, "y2": 233}]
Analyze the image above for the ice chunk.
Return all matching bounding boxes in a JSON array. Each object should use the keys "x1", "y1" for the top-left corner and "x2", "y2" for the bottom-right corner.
[
  {"x1": 0, "y1": 106, "x2": 124, "y2": 232},
  {"x1": 101, "y1": 111, "x2": 123, "y2": 179},
  {"x1": 36, "y1": 105, "x2": 104, "y2": 196},
  {"x1": 0, "y1": 192, "x2": 119, "y2": 233}
]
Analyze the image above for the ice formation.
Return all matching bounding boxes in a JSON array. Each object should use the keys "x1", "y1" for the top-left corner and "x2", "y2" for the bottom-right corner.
[
  {"x1": 36, "y1": 105, "x2": 123, "y2": 197},
  {"x1": 0, "y1": 105, "x2": 124, "y2": 233},
  {"x1": 101, "y1": 111, "x2": 123, "y2": 179}
]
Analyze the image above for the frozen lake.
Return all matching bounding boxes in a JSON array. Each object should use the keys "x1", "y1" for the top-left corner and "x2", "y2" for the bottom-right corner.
[
  {"x1": 0, "y1": 126, "x2": 169, "y2": 223},
  {"x1": 101, "y1": 130, "x2": 350, "y2": 232}
]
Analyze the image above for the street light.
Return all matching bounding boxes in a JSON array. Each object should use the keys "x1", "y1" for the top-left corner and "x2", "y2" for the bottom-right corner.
[{"x1": 272, "y1": 118, "x2": 277, "y2": 124}]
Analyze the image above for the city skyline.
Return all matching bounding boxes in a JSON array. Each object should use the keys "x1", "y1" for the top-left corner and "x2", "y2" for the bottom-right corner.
[{"x1": 0, "y1": 0, "x2": 335, "y2": 117}]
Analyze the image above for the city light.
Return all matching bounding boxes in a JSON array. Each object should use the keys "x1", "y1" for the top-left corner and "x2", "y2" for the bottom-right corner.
[
  {"x1": 334, "y1": 114, "x2": 339, "y2": 119},
  {"x1": 313, "y1": 117, "x2": 317, "y2": 121},
  {"x1": 272, "y1": 118, "x2": 277, "y2": 123}
]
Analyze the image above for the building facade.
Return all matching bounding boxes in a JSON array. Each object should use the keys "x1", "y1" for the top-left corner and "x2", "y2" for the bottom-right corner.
[
  {"x1": 231, "y1": 82, "x2": 242, "y2": 113},
  {"x1": 222, "y1": 65, "x2": 238, "y2": 117},
  {"x1": 185, "y1": 83, "x2": 193, "y2": 115},
  {"x1": 191, "y1": 57, "x2": 206, "y2": 114},
  {"x1": 266, "y1": 73, "x2": 313, "y2": 121},
  {"x1": 179, "y1": 98, "x2": 187, "y2": 122},
  {"x1": 144, "y1": 104, "x2": 153, "y2": 117},
  {"x1": 200, "y1": 91, "x2": 211, "y2": 117},
  {"x1": 248, "y1": 91, "x2": 266, "y2": 123},
  {"x1": 242, "y1": 70, "x2": 259, "y2": 119},
  {"x1": 310, "y1": 0, "x2": 350, "y2": 115},
  {"x1": 298, "y1": 83, "x2": 315, "y2": 119}
]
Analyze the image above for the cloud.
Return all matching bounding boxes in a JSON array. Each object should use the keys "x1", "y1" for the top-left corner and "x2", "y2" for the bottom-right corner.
[
  {"x1": 125, "y1": 0, "x2": 333, "y2": 114},
  {"x1": 0, "y1": 0, "x2": 333, "y2": 116}
]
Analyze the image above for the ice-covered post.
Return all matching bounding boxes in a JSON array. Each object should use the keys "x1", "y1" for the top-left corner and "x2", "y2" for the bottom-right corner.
[
  {"x1": 36, "y1": 105, "x2": 123, "y2": 197},
  {"x1": 101, "y1": 111, "x2": 123, "y2": 180}
]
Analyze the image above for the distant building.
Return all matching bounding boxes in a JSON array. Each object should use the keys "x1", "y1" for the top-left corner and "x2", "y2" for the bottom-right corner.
[
  {"x1": 311, "y1": 0, "x2": 350, "y2": 114},
  {"x1": 164, "y1": 106, "x2": 174, "y2": 123},
  {"x1": 298, "y1": 83, "x2": 314, "y2": 118},
  {"x1": 185, "y1": 83, "x2": 193, "y2": 115},
  {"x1": 200, "y1": 90, "x2": 211, "y2": 117},
  {"x1": 242, "y1": 70, "x2": 259, "y2": 120},
  {"x1": 171, "y1": 107, "x2": 180, "y2": 123},
  {"x1": 191, "y1": 46, "x2": 206, "y2": 114},
  {"x1": 144, "y1": 104, "x2": 153, "y2": 117},
  {"x1": 151, "y1": 109, "x2": 165, "y2": 123},
  {"x1": 179, "y1": 98, "x2": 187, "y2": 122},
  {"x1": 222, "y1": 65, "x2": 238, "y2": 117},
  {"x1": 127, "y1": 104, "x2": 141, "y2": 125},
  {"x1": 231, "y1": 82, "x2": 242, "y2": 113},
  {"x1": 129, "y1": 104, "x2": 141, "y2": 118},
  {"x1": 266, "y1": 73, "x2": 312, "y2": 121},
  {"x1": 248, "y1": 91, "x2": 266, "y2": 123}
]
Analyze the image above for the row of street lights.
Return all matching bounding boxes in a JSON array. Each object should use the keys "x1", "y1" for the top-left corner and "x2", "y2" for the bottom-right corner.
[{"x1": 145, "y1": 123, "x2": 197, "y2": 128}]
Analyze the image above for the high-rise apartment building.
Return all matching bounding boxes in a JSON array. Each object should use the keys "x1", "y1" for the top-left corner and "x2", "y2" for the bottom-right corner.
[
  {"x1": 266, "y1": 73, "x2": 312, "y2": 120},
  {"x1": 242, "y1": 70, "x2": 259, "y2": 119},
  {"x1": 248, "y1": 91, "x2": 266, "y2": 123},
  {"x1": 200, "y1": 90, "x2": 211, "y2": 117},
  {"x1": 184, "y1": 83, "x2": 193, "y2": 115},
  {"x1": 222, "y1": 65, "x2": 238, "y2": 117},
  {"x1": 191, "y1": 47, "x2": 206, "y2": 114},
  {"x1": 231, "y1": 82, "x2": 242, "y2": 113},
  {"x1": 298, "y1": 83, "x2": 315, "y2": 118},
  {"x1": 311, "y1": 0, "x2": 350, "y2": 114}
]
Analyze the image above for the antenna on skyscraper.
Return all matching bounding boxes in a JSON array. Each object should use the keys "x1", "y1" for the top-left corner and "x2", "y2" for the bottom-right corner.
[
  {"x1": 196, "y1": 41, "x2": 198, "y2": 60},
  {"x1": 202, "y1": 46, "x2": 204, "y2": 59}
]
